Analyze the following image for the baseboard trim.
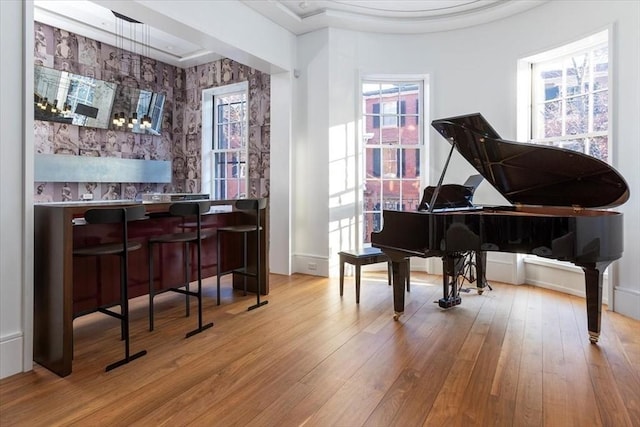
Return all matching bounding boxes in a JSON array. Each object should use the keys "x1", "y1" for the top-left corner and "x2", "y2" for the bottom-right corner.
[
  {"x1": 614, "y1": 286, "x2": 640, "y2": 320},
  {"x1": 294, "y1": 254, "x2": 329, "y2": 276},
  {"x1": 0, "y1": 332, "x2": 24, "y2": 379}
]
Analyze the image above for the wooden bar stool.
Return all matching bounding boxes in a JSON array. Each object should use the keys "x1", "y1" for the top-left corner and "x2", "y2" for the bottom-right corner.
[
  {"x1": 148, "y1": 201, "x2": 214, "y2": 338},
  {"x1": 339, "y1": 247, "x2": 410, "y2": 303},
  {"x1": 72, "y1": 205, "x2": 147, "y2": 372}
]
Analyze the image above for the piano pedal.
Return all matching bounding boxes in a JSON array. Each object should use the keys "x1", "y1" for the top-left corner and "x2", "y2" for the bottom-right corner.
[
  {"x1": 459, "y1": 287, "x2": 472, "y2": 293},
  {"x1": 438, "y1": 296, "x2": 462, "y2": 309}
]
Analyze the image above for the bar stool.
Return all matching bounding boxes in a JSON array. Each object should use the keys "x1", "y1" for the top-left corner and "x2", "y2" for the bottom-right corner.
[
  {"x1": 148, "y1": 201, "x2": 214, "y2": 338},
  {"x1": 72, "y1": 205, "x2": 147, "y2": 372},
  {"x1": 216, "y1": 198, "x2": 268, "y2": 310}
]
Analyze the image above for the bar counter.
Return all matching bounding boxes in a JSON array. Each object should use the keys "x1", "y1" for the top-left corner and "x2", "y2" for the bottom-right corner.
[{"x1": 34, "y1": 199, "x2": 269, "y2": 377}]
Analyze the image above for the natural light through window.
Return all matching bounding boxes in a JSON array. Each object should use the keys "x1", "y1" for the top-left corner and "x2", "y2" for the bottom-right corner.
[
  {"x1": 522, "y1": 30, "x2": 610, "y2": 163},
  {"x1": 361, "y1": 80, "x2": 424, "y2": 244}
]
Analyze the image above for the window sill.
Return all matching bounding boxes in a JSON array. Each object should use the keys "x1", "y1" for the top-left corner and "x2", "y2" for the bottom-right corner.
[{"x1": 522, "y1": 255, "x2": 608, "y2": 276}]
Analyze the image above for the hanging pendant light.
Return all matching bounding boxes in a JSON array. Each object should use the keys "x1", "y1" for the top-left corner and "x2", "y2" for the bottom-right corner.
[{"x1": 112, "y1": 10, "x2": 151, "y2": 130}]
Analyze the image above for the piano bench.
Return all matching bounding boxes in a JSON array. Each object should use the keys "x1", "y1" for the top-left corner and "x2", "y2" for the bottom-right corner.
[{"x1": 338, "y1": 248, "x2": 410, "y2": 304}]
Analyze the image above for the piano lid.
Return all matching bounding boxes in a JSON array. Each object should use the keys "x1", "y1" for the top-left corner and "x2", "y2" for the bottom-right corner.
[{"x1": 431, "y1": 113, "x2": 629, "y2": 209}]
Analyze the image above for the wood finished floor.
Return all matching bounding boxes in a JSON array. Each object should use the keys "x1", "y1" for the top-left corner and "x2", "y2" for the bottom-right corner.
[{"x1": 1, "y1": 272, "x2": 639, "y2": 426}]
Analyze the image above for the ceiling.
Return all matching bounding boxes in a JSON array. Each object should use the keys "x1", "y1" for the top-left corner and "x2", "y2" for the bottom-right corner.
[
  {"x1": 241, "y1": 0, "x2": 546, "y2": 35},
  {"x1": 34, "y1": 0, "x2": 224, "y2": 68},
  {"x1": 34, "y1": 0, "x2": 546, "y2": 69}
]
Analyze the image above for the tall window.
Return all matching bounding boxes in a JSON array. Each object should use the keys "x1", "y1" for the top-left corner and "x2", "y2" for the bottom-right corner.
[
  {"x1": 525, "y1": 30, "x2": 609, "y2": 163},
  {"x1": 362, "y1": 80, "x2": 423, "y2": 244},
  {"x1": 202, "y1": 82, "x2": 248, "y2": 199}
]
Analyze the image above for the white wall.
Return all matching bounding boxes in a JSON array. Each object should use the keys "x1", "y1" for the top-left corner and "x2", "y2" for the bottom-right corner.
[
  {"x1": 269, "y1": 71, "x2": 294, "y2": 275},
  {"x1": 293, "y1": 29, "x2": 331, "y2": 276},
  {"x1": 292, "y1": 0, "x2": 640, "y2": 319},
  {"x1": 1, "y1": 0, "x2": 34, "y2": 379}
]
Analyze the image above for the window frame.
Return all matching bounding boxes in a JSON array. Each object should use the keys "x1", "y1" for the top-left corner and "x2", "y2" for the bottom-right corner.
[
  {"x1": 517, "y1": 29, "x2": 611, "y2": 164},
  {"x1": 201, "y1": 81, "x2": 249, "y2": 200},
  {"x1": 360, "y1": 77, "x2": 427, "y2": 246}
]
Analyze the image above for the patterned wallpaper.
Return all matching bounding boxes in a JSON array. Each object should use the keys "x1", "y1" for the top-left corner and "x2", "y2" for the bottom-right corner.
[{"x1": 33, "y1": 22, "x2": 270, "y2": 202}]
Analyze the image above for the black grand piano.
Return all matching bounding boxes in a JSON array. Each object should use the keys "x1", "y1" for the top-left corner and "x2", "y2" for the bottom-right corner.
[{"x1": 371, "y1": 113, "x2": 629, "y2": 343}]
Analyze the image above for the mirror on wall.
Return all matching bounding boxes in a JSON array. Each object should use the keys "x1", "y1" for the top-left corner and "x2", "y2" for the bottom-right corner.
[
  {"x1": 111, "y1": 85, "x2": 165, "y2": 136},
  {"x1": 34, "y1": 65, "x2": 117, "y2": 129},
  {"x1": 34, "y1": 65, "x2": 165, "y2": 135}
]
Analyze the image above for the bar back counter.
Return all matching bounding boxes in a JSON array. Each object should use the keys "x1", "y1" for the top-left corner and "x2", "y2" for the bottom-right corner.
[{"x1": 34, "y1": 199, "x2": 269, "y2": 377}]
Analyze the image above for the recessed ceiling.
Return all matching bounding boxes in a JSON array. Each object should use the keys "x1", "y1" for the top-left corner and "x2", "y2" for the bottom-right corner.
[
  {"x1": 33, "y1": 0, "x2": 222, "y2": 68},
  {"x1": 33, "y1": 0, "x2": 547, "y2": 69},
  {"x1": 241, "y1": 0, "x2": 548, "y2": 35}
]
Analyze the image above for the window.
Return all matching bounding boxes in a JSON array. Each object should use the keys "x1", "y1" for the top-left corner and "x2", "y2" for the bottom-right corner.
[
  {"x1": 523, "y1": 30, "x2": 609, "y2": 163},
  {"x1": 362, "y1": 80, "x2": 423, "y2": 244},
  {"x1": 518, "y1": 30, "x2": 611, "y2": 276},
  {"x1": 202, "y1": 82, "x2": 248, "y2": 199}
]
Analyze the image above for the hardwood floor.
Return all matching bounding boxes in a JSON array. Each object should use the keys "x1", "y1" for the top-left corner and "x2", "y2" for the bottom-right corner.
[{"x1": 1, "y1": 272, "x2": 639, "y2": 426}]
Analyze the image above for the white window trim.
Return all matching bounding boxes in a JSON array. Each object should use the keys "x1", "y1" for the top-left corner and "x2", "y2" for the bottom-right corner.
[
  {"x1": 201, "y1": 81, "x2": 249, "y2": 200},
  {"x1": 517, "y1": 28, "x2": 610, "y2": 146}
]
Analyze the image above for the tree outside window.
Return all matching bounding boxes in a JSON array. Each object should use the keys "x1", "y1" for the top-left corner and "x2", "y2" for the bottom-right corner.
[{"x1": 530, "y1": 32, "x2": 609, "y2": 163}]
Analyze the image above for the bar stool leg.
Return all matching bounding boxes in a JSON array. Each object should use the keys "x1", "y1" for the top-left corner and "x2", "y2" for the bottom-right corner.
[
  {"x1": 106, "y1": 251, "x2": 146, "y2": 372},
  {"x1": 185, "y1": 232, "x2": 213, "y2": 338},
  {"x1": 184, "y1": 242, "x2": 190, "y2": 317},
  {"x1": 217, "y1": 234, "x2": 222, "y2": 305},
  {"x1": 242, "y1": 233, "x2": 248, "y2": 296},
  {"x1": 148, "y1": 243, "x2": 155, "y2": 331},
  {"x1": 248, "y1": 207, "x2": 267, "y2": 311}
]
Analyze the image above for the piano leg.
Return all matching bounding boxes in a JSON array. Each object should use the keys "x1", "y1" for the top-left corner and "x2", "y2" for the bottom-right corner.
[
  {"x1": 391, "y1": 260, "x2": 407, "y2": 320},
  {"x1": 580, "y1": 261, "x2": 611, "y2": 344},
  {"x1": 475, "y1": 251, "x2": 491, "y2": 294}
]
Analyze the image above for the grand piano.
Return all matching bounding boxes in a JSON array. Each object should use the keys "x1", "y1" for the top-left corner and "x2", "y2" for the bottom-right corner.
[{"x1": 372, "y1": 113, "x2": 629, "y2": 343}]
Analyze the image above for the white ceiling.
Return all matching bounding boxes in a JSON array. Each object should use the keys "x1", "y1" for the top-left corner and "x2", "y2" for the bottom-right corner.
[
  {"x1": 241, "y1": 0, "x2": 547, "y2": 35},
  {"x1": 34, "y1": 0, "x2": 546, "y2": 69},
  {"x1": 34, "y1": 0, "x2": 224, "y2": 68}
]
